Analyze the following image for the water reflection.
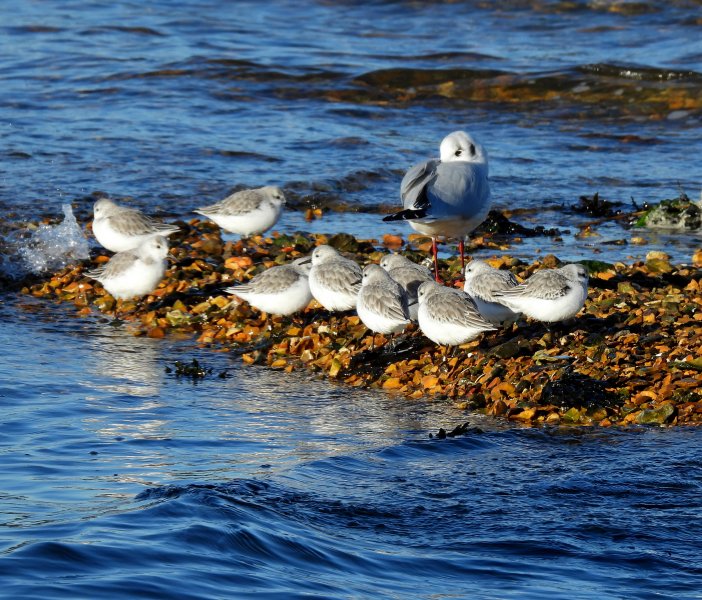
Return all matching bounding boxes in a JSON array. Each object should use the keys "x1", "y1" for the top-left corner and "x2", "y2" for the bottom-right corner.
[{"x1": 85, "y1": 325, "x2": 164, "y2": 398}]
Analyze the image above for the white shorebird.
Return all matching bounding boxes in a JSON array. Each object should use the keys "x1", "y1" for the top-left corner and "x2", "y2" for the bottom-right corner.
[
  {"x1": 224, "y1": 257, "x2": 312, "y2": 316},
  {"x1": 493, "y1": 264, "x2": 589, "y2": 323},
  {"x1": 379, "y1": 254, "x2": 432, "y2": 321},
  {"x1": 463, "y1": 259, "x2": 522, "y2": 325},
  {"x1": 92, "y1": 198, "x2": 179, "y2": 253},
  {"x1": 383, "y1": 131, "x2": 491, "y2": 281},
  {"x1": 308, "y1": 245, "x2": 362, "y2": 312},
  {"x1": 86, "y1": 235, "x2": 169, "y2": 300},
  {"x1": 194, "y1": 186, "x2": 285, "y2": 237},
  {"x1": 416, "y1": 280, "x2": 496, "y2": 346},
  {"x1": 357, "y1": 264, "x2": 411, "y2": 341}
]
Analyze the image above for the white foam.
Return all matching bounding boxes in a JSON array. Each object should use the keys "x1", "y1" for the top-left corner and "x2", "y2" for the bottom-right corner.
[{"x1": 16, "y1": 204, "x2": 90, "y2": 276}]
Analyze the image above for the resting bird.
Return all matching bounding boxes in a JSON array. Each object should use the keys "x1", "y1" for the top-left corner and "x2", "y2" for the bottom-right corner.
[
  {"x1": 356, "y1": 264, "x2": 411, "y2": 340},
  {"x1": 379, "y1": 253, "x2": 433, "y2": 321},
  {"x1": 86, "y1": 235, "x2": 169, "y2": 300},
  {"x1": 308, "y1": 245, "x2": 362, "y2": 312},
  {"x1": 493, "y1": 264, "x2": 589, "y2": 323},
  {"x1": 463, "y1": 259, "x2": 521, "y2": 325},
  {"x1": 194, "y1": 185, "x2": 285, "y2": 237},
  {"x1": 224, "y1": 257, "x2": 312, "y2": 316},
  {"x1": 383, "y1": 131, "x2": 491, "y2": 281},
  {"x1": 416, "y1": 280, "x2": 496, "y2": 346},
  {"x1": 92, "y1": 198, "x2": 179, "y2": 253}
]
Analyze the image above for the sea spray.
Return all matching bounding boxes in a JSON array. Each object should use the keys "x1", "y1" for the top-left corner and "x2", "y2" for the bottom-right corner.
[{"x1": 3, "y1": 204, "x2": 90, "y2": 279}]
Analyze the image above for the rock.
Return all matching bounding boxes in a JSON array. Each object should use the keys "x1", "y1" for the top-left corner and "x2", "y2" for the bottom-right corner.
[
  {"x1": 562, "y1": 407, "x2": 584, "y2": 423},
  {"x1": 636, "y1": 403, "x2": 676, "y2": 425},
  {"x1": 636, "y1": 194, "x2": 701, "y2": 231},
  {"x1": 489, "y1": 339, "x2": 522, "y2": 359},
  {"x1": 540, "y1": 369, "x2": 617, "y2": 409},
  {"x1": 327, "y1": 233, "x2": 358, "y2": 252},
  {"x1": 645, "y1": 251, "x2": 673, "y2": 274}
]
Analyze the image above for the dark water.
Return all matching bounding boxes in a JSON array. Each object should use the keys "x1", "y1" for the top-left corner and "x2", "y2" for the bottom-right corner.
[
  {"x1": 2, "y1": 0, "x2": 702, "y2": 262},
  {"x1": 2, "y1": 299, "x2": 702, "y2": 598},
  {"x1": 2, "y1": 1, "x2": 702, "y2": 597}
]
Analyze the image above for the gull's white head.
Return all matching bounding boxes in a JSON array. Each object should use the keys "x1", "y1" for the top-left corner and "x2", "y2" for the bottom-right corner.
[{"x1": 439, "y1": 131, "x2": 487, "y2": 165}]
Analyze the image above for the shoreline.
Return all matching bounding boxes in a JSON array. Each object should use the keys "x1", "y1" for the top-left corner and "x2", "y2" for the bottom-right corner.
[{"x1": 22, "y1": 219, "x2": 702, "y2": 428}]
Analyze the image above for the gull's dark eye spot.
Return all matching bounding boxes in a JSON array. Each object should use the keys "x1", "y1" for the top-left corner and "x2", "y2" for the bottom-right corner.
[
  {"x1": 454, "y1": 149, "x2": 462, "y2": 157},
  {"x1": 469, "y1": 144, "x2": 476, "y2": 156}
]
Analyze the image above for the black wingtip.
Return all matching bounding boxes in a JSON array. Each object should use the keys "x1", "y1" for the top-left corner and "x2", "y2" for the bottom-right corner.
[{"x1": 382, "y1": 208, "x2": 428, "y2": 222}]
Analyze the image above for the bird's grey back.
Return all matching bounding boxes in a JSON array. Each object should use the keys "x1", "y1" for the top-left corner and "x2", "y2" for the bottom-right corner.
[
  {"x1": 466, "y1": 269, "x2": 518, "y2": 302},
  {"x1": 231, "y1": 264, "x2": 303, "y2": 294},
  {"x1": 424, "y1": 286, "x2": 494, "y2": 329},
  {"x1": 501, "y1": 269, "x2": 572, "y2": 300}
]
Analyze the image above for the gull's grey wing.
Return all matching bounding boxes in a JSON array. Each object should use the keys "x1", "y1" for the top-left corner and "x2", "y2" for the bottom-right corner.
[{"x1": 400, "y1": 159, "x2": 440, "y2": 210}]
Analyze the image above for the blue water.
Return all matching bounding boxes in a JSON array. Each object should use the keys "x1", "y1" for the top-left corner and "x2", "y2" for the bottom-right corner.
[{"x1": 2, "y1": 1, "x2": 702, "y2": 597}]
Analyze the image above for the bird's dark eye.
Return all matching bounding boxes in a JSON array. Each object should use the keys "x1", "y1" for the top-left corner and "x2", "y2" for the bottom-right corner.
[
  {"x1": 454, "y1": 149, "x2": 462, "y2": 157},
  {"x1": 469, "y1": 144, "x2": 476, "y2": 156}
]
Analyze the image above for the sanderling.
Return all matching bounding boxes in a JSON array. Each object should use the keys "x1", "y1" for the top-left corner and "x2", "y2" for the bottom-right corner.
[
  {"x1": 308, "y1": 245, "x2": 362, "y2": 312},
  {"x1": 86, "y1": 235, "x2": 169, "y2": 300},
  {"x1": 92, "y1": 198, "x2": 179, "y2": 253},
  {"x1": 379, "y1": 254, "x2": 432, "y2": 321},
  {"x1": 493, "y1": 263, "x2": 589, "y2": 322},
  {"x1": 463, "y1": 259, "x2": 522, "y2": 324},
  {"x1": 224, "y1": 257, "x2": 312, "y2": 316},
  {"x1": 417, "y1": 280, "x2": 496, "y2": 346},
  {"x1": 383, "y1": 131, "x2": 491, "y2": 280},
  {"x1": 194, "y1": 186, "x2": 285, "y2": 236},
  {"x1": 357, "y1": 264, "x2": 411, "y2": 339}
]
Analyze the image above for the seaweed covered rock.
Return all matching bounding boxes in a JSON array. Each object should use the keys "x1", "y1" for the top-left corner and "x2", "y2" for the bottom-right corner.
[
  {"x1": 20, "y1": 218, "x2": 702, "y2": 428},
  {"x1": 635, "y1": 192, "x2": 702, "y2": 231}
]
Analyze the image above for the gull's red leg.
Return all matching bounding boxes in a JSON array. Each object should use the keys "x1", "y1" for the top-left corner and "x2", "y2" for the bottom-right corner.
[{"x1": 432, "y1": 237, "x2": 441, "y2": 282}]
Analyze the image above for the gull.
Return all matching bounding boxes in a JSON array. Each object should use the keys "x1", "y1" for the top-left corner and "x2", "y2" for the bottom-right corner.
[
  {"x1": 92, "y1": 198, "x2": 179, "y2": 253},
  {"x1": 493, "y1": 264, "x2": 589, "y2": 323},
  {"x1": 357, "y1": 264, "x2": 411, "y2": 343},
  {"x1": 308, "y1": 245, "x2": 362, "y2": 312},
  {"x1": 224, "y1": 257, "x2": 312, "y2": 316},
  {"x1": 86, "y1": 235, "x2": 169, "y2": 300},
  {"x1": 379, "y1": 253, "x2": 433, "y2": 321},
  {"x1": 417, "y1": 280, "x2": 496, "y2": 346},
  {"x1": 383, "y1": 131, "x2": 491, "y2": 281},
  {"x1": 463, "y1": 259, "x2": 522, "y2": 325},
  {"x1": 194, "y1": 186, "x2": 285, "y2": 237}
]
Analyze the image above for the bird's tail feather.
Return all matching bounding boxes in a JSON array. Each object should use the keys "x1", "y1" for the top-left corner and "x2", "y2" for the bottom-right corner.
[{"x1": 382, "y1": 208, "x2": 428, "y2": 222}]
